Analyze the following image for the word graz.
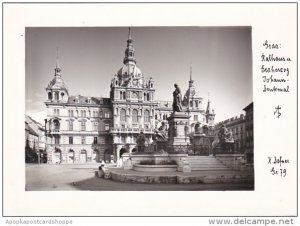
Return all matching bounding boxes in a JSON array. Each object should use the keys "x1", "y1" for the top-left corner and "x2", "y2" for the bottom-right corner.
[
  {"x1": 263, "y1": 40, "x2": 281, "y2": 49},
  {"x1": 262, "y1": 75, "x2": 288, "y2": 83}
]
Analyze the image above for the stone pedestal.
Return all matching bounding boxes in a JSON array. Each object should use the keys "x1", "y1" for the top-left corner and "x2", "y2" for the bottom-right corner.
[{"x1": 167, "y1": 112, "x2": 190, "y2": 153}]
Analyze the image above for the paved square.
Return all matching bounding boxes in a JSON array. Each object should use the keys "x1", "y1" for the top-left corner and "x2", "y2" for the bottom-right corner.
[{"x1": 26, "y1": 164, "x2": 254, "y2": 191}]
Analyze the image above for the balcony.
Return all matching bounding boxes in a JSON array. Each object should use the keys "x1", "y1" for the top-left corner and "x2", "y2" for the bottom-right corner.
[
  {"x1": 49, "y1": 128, "x2": 60, "y2": 134},
  {"x1": 109, "y1": 127, "x2": 153, "y2": 134}
]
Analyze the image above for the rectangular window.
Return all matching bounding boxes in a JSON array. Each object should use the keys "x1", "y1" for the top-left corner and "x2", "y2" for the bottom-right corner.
[
  {"x1": 105, "y1": 124, "x2": 110, "y2": 131},
  {"x1": 68, "y1": 121, "x2": 73, "y2": 131},
  {"x1": 105, "y1": 112, "x2": 109, "y2": 118},
  {"x1": 194, "y1": 115, "x2": 198, "y2": 121},
  {"x1": 68, "y1": 110, "x2": 74, "y2": 117},
  {"x1": 121, "y1": 136, "x2": 126, "y2": 143},
  {"x1": 132, "y1": 109, "x2": 138, "y2": 123},
  {"x1": 81, "y1": 136, "x2": 86, "y2": 144},
  {"x1": 54, "y1": 137, "x2": 60, "y2": 145},
  {"x1": 144, "y1": 110, "x2": 150, "y2": 122},
  {"x1": 81, "y1": 121, "x2": 86, "y2": 131},
  {"x1": 69, "y1": 137, "x2": 73, "y2": 144},
  {"x1": 81, "y1": 110, "x2": 86, "y2": 118},
  {"x1": 93, "y1": 137, "x2": 98, "y2": 144},
  {"x1": 93, "y1": 122, "x2": 98, "y2": 131},
  {"x1": 54, "y1": 109, "x2": 60, "y2": 116}
]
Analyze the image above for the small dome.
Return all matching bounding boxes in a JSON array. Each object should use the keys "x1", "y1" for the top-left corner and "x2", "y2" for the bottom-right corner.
[
  {"x1": 48, "y1": 75, "x2": 68, "y2": 90},
  {"x1": 184, "y1": 89, "x2": 199, "y2": 98},
  {"x1": 117, "y1": 63, "x2": 142, "y2": 78}
]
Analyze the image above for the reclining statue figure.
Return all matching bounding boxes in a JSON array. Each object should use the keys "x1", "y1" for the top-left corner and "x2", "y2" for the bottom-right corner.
[{"x1": 153, "y1": 122, "x2": 168, "y2": 142}]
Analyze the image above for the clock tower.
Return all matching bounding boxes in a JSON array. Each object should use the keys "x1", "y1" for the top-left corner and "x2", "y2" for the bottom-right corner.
[{"x1": 109, "y1": 28, "x2": 158, "y2": 162}]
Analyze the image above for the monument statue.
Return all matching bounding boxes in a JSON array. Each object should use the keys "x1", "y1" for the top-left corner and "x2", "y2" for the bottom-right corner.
[
  {"x1": 153, "y1": 122, "x2": 168, "y2": 142},
  {"x1": 218, "y1": 124, "x2": 234, "y2": 143},
  {"x1": 216, "y1": 124, "x2": 234, "y2": 153},
  {"x1": 172, "y1": 83, "x2": 183, "y2": 113}
]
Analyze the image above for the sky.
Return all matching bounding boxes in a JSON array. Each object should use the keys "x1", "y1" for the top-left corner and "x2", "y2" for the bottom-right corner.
[{"x1": 25, "y1": 27, "x2": 253, "y2": 124}]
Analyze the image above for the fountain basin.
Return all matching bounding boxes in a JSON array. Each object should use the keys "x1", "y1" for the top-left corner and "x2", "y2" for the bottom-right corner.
[{"x1": 134, "y1": 164, "x2": 177, "y2": 172}]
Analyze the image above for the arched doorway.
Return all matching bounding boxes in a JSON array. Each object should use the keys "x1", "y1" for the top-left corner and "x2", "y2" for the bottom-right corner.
[
  {"x1": 92, "y1": 149, "x2": 99, "y2": 163},
  {"x1": 80, "y1": 149, "x2": 87, "y2": 163},
  {"x1": 203, "y1": 125, "x2": 208, "y2": 135},
  {"x1": 119, "y1": 148, "x2": 127, "y2": 158},
  {"x1": 68, "y1": 150, "x2": 75, "y2": 163},
  {"x1": 53, "y1": 149, "x2": 62, "y2": 164},
  {"x1": 195, "y1": 124, "x2": 200, "y2": 134},
  {"x1": 104, "y1": 149, "x2": 113, "y2": 163}
]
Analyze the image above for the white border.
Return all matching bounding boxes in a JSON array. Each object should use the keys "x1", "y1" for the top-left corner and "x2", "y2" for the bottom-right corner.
[{"x1": 3, "y1": 3, "x2": 297, "y2": 216}]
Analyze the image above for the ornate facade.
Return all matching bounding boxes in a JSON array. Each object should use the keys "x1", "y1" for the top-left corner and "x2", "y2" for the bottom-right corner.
[{"x1": 44, "y1": 29, "x2": 215, "y2": 164}]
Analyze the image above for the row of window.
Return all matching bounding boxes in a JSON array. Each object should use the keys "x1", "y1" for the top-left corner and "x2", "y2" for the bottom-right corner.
[
  {"x1": 189, "y1": 100, "x2": 201, "y2": 108},
  {"x1": 54, "y1": 136, "x2": 99, "y2": 145},
  {"x1": 68, "y1": 121, "x2": 110, "y2": 131},
  {"x1": 119, "y1": 91, "x2": 152, "y2": 100},
  {"x1": 68, "y1": 136, "x2": 98, "y2": 145},
  {"x1": 52, "y1": 109, "x2": 110, "y2": 118},
  {"x1": 120, "y1": 109, "x2": 150, "y2": 122},
  {"x1": 48, "y1": 91, "x2": 64, "y2": 101}
]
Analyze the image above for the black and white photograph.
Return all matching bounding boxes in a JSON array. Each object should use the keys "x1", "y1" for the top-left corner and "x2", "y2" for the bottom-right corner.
[
  {"x1": 25, "y1": 27, "x2": 254, "y2": 191},
  {"x1": 3, "y1": 2, "x2": 297, "y2": 220}
]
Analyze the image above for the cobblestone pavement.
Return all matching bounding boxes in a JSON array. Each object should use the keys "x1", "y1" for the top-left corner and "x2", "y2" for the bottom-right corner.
[{"x1": 26, "y1": 164, "x2": 254, "y2": 191}]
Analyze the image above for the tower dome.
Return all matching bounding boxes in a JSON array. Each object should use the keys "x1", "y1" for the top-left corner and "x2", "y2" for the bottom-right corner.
[
  {"x1": 46, "y1": 56, "x2": 69, "y2": 102},
  {"x1": 114, "y1": 28, "x2": 144, "y2": 87}
]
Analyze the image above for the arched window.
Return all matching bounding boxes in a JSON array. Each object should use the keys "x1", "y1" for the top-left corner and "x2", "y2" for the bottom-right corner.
[
  {"x1": 155, "y1": 114, "x2": 157, "y2": 120},
  {"x1": 147, "y1": 93, "x2": 150, "y2": 101},
  {"x1": 120, "y1": 109, "x2": 126, "y2": 122},
  {"x1": 132, "y1": 109, "x2": 138, "y2": 123},
  {"x1": 144, "y1": 110, "x2": 150, "y2": 122},
  {"x1": 55, "y1": 92, "x2": 59, "y2": 100},
  {"x1": 120, "y1": 91, "x2": 123, "y2": 99},
  {"x1": 48, "y1": 92, "x2": 52, "y2": 100},
  {"x1": 53, "y1": 119, "x2": 60, "y2": 130},
  {"x1": 144, "y1": 93, "x2": 147, "y2": 101}
]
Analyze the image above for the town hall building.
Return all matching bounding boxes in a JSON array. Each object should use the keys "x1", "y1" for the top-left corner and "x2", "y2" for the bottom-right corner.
[{"x1": 44, "y1": 29, "x2": 215, "y2": 164}]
